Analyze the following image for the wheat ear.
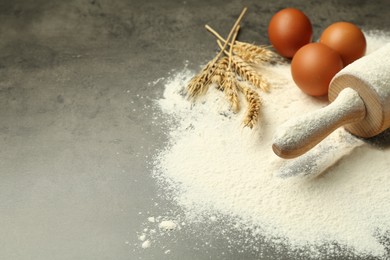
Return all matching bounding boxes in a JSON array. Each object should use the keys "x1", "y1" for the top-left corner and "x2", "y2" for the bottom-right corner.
[
  {"x1": 221, "y1": 25, "x2": 241, "y2": 112},
  {"x1": 237, "y1": 82, "x2": 262, "y2": 128},
  {"x1": 214, "y1": 39, "x2": 270, "y2": 92},
  {"x1": 231, "y1": 55, "x2": 270, "y2": 92},
  {"x1": 211, "y1": 56, "x2": 229, "y2": 90},
  {"x1": 205, "y1": 25, "x2": 276, "y2": 64},
  {"x1": 187, "y1": 7, "x2": 248, "y2": 99},
  {"x1": 222, "y1": 69, "x2": 240, "y2": 112},
  {"x1": 233, "y1": 41, "x2": 276, "y2": 64},
  {"x1": 187, "y1": 57, "x2": 219, "y2": 98}
]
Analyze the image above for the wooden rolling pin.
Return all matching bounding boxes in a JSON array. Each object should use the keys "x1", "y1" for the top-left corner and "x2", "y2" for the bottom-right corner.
[{"x1": 273, "y1": 43, "x2": 390, "y2": 159}]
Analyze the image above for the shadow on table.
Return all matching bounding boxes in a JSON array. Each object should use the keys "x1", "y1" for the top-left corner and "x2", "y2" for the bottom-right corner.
[{"x1": 362, "y1": 128, "x2": 390, "y2": 149}]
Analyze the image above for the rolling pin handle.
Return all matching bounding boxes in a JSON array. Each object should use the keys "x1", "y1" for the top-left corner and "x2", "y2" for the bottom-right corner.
[{"x1": 272, "y1": 88, "x2": 366, "y2": 159}]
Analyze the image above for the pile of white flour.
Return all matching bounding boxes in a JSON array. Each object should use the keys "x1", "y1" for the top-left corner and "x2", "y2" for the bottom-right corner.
[{"x1": 151, "y1": 31, "x2": 390, "y2": 258}]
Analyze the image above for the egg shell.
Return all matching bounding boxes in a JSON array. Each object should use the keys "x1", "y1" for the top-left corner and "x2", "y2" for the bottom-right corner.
[
  {"x1": 320, "y1": 22, "x2": 366, "y2": 66},
  {"x1": 291, "y1": 43, "x2": 344, "y2": 97},
  {"x1": 268, "y1": 8, "x2": 313, "y2": 58}
]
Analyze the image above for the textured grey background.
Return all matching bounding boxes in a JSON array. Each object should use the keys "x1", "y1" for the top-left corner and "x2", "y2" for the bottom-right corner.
[{"x1": 0, "y1": 0, "x2": 389, "y2": 259}]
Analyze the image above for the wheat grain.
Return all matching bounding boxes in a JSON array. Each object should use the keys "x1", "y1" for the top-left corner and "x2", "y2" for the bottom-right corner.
[
  {"x1": 211, "y1": 56, "x2": 229, "y2": 90},
  {"x1": 187, "y1": 57, "x2": 219, "y2": 99},
  {"x1": 222, "y1": 69, "x2": 240, "y2": 112},
  {"x1": 231, "y1": 55, "x2": 270, "y2": 92},
  {"x1": 187, "y1": 7, "x2": 247, "y2": 99},
  {"x1": 214, "y1": 39, "x2": 271, "y2": 93},
  {"x1": 238, "y1": 82, "x2": 261, "y2": 128},
  {"x1": 187, "y1": 8, "x2": 269, "y2": 129},
  {"x1": 233, "y1": 41, "x2": 276, "y2": 64}
]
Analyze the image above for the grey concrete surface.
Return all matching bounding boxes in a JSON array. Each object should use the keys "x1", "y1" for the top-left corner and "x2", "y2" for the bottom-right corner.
[{"x1": 0, "y1": 0, "x2": 389, "y2": 259}]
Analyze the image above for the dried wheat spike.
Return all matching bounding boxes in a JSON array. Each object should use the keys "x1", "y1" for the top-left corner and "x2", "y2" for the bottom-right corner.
[
  {"x1": 187, "y1": 57, "x2": 219, "y2": 99},
  {"x1": 233, "y1": 41, "x2": 276, "y2": 64},
  {"x1": 211, "y1": 56, "x2": 229, "y2": 90},
  {"x1": 238, "y1": 82, "x2": 262, "y2": 128},
  {"x1": 231, "y1": 55, "x2": 269, "y2": 92},
  {"x1": 222, "y1": 68, "x2": 240, "y2": 112}
]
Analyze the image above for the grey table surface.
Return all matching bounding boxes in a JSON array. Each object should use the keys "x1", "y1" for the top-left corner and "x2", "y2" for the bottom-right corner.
[{"x1": 1, "y1": 0, "x2": 389, "y2": 259}]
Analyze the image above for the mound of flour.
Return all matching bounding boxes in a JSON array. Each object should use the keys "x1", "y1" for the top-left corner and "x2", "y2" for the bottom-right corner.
[{"x1": 152, "y1": 31, "x2": 390, "y2": 258}]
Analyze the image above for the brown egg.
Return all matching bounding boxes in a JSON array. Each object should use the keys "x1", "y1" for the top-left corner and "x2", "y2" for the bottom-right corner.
[
  {"x1": 268, "y1": 8, "x2": 313, "y2": 58},
  {"x1": 320, "y1": 22, "x2": 366, "y2": 66},
  {"x1": 291, "y1": 43, "x2": 344, "y2": 97}
]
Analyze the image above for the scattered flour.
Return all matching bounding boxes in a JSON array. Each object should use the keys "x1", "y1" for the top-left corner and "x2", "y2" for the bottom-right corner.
[
  {"x1": 138, "y1": 234, "x2": 146, "y2": 242},
  {"x1": 136, "y1": 214, "x2": 180, "y2": 253},
  {"x1": 147, "y1": 216, "x2": 156, "y2": 223},
  {"x1": 141, "y1": 240, "x2": 151, "y2": 249},
  {"x1": 158, "y1": 220, "x2": 178, "y2": 231},
  {"x1": 150, "y1": 31, "x2": 390, "y2": 258}
]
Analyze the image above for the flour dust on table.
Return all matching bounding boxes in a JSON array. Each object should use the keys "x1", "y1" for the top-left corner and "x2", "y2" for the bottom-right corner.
[{"x1": 140, "y1": 31, "x2": 390, "y2": 259}]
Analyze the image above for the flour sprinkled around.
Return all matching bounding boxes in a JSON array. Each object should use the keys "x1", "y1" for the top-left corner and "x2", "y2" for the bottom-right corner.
[
  {"x1": 141, "y1": 240, "x2": 151, "y2": 249},
  {"x1": 158, "y1": 220, "x2": 178, "y2": 231},
  {"x1": 150, "y1": 32, "x2": 390, "y2": 258}
]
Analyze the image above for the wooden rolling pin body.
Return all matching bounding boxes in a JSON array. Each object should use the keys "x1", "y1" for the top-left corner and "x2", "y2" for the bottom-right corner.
[{"x1": 273, "y1": 43, "x2": 390, "y2": 159}]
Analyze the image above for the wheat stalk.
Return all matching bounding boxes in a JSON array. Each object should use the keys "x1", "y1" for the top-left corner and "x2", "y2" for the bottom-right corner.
[
  {"x1": 187, "y1": 8, "x2": 272, "y2": 129},
  {"x1": 231, "y1": 55, "x2": 270, "y2": 92},
  {"x1": 187, "y1": 7, "x2": 248, "y2": 100},
  {"x1": 237, "y1": 82, "x2": 262, "y2": 128},
  {"x1": 211, "y1": 25, "x2": 268, "y2": 127},
  {"x1": 205, "y1": 25, "x2": 277, "y2": 64},
  {"x1": 221, "y1": 24, "x2": 241, "y2": 113},
  {"x1": 214, "y1": 39, "x2": 270, "y2": 92}
]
